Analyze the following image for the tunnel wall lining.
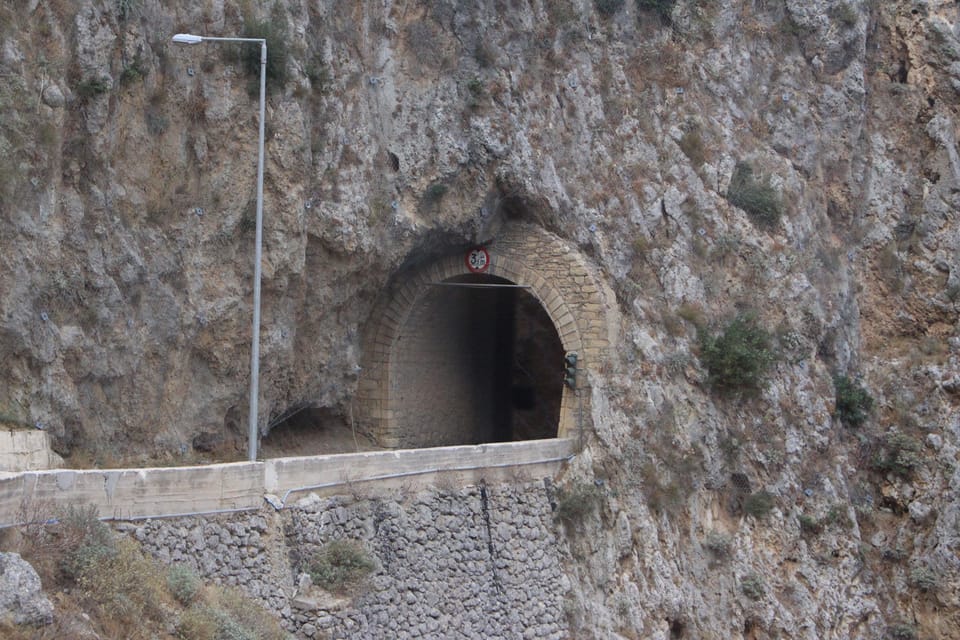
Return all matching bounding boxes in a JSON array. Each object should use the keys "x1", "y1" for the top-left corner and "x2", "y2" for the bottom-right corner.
[{"x1": 357, "y1": 223, "x2": 614, "y2": 447}]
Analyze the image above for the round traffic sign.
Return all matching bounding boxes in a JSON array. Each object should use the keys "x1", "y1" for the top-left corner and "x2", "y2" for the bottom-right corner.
[{"x1": 465, "y1": 247, "x2": 490, "y2": 273}]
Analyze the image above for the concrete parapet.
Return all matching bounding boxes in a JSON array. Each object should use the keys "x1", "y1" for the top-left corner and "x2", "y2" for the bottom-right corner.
[
  {"x1": 0, "y1": 461, "x2": 263, "y2": 526},
  {"x1": 0, "y1": 440, "x2": 574, "y2": 527},
  {"x1": 0, "y1": 430, "x2": 64, "y2": 472},
  {"x1": 268, "y1": 438, "x2": 575, "y2": 504}
]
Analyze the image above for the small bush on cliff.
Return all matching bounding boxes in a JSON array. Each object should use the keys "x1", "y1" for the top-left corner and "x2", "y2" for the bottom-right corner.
[
  {"x1": 424, "y1": 181, "x2": 448, "y2": 204},
  {"x1": 740, "y1": 573, "x2": 765, "y2": 600},
  {"x1": 168, "y1": 564, "x2": 202, "y2": 605},
  {"x1": 704, "y1": 531, "x2": 731, "y2": 558},
  {"x1": 831, "y1": 1, "x2": 858, "y2": 29},
  {"x1": 834, "y1": 374, "x2": 874, "y2": 428},
  {"x1": 16, "y1": 503, "x2": 114, "y2": 587},
  {"x1": 727, "y1": 162, "x2": 783, "y2": 228},
  {"x1": 304, "y1": 539, "x2": 376, "y2": 594},
  {"x1": 636, "y1": 0, "x2": 675, "y2": 23},
  {"x1": 55, "y1": 504, "x2": 117, "y2": 582},
  {"x1": 798, "y1": 513, "x2": 822, "y2": 536},
  {"x1": 177, "y1": 586, "x2": 289, "y2": 640},
  {"x1": 886, "y1": 623, "x2": 918, "y2": 640},
  {"x1": 78, "y1": 537, "x2": 168, "y2": 627},
  {"x1": 555, "y1": 481, "x2": 603, "y2": 525},
  {"x1": 116, "y1": 0, "x2": 142, "y2": 22},
  {"x1": 743, "y1": 490, "x2": 775, "y2": 519},
  {"x1": 871, "y1": 431, "x2": 923, "y2": 479},
  {"x1": 595, "y1": 0, "x2": 625, "y2": 17},
  {"x1": 679, "y1": 128, "x2": 706, "y2": 167},
  {"x1": 75, "y1": 76, "x2": 111, "y2": 101},
  {"x1": 240, "y1": 8, "x2": 290, "y2": 91},
  {"x1": 909, "y1": 566, "x2": 939, "y2": 593},
  {"x1": 699, "y1": 313, "x2": 775, "y2": 395}
]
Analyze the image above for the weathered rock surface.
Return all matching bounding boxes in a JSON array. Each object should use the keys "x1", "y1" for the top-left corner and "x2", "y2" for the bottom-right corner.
[{"x1": 0, "y1": 1, "x2": 957, "y2": 638}]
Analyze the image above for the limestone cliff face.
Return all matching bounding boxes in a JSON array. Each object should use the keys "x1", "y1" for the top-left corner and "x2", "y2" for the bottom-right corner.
[{"x1": 1, "y1": 0, "x2": 958, "y2": 638}]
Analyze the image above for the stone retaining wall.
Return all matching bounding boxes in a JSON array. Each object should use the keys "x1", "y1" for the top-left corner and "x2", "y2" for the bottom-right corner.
[{"x1": 128, "y1": 480, "x2": 571, "y2": 640}]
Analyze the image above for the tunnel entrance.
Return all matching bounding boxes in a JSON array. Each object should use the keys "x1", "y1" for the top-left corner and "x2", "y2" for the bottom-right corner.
[
  {"x1": 390, "y1": 274, "x2": 564, "y2": 448},
  {"x1": 358, "y1": 224, "x2": 616, "y2": 450}
]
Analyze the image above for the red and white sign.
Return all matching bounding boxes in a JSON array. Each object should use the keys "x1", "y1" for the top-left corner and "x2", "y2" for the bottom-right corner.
[{"x1": 465, "y1": 247, "x2": 490, "y2": 273}]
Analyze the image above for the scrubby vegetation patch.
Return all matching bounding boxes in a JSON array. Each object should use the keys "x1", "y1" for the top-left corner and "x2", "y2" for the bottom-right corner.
[
  {"x1": 833, "y1": 374, "x2": 874, "y2": 428},
  {"x1": 302, "y1": 539, "x2": 377, "y2": 594},
  {"x1": 699, "y1": 313, "x2": 775, "y2": 394},
  {"x1": 727, "y1": 162, "x2": 783, "y2": 228}
]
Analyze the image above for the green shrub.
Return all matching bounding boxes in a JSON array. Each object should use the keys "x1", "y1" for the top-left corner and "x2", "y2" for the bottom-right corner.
[
  {"x1": 882, "y1": 547, "x2": 907, "y2": 563},
  {"x1": 595, "y1": 0, "x2": 625, "y2": 17},
  {"x1": 824, "y1": 504, "x2": 853, "y2": 529},
  {"x1": 466, "y1": 77, "x2": 485, "y2": 109},
  {"x1": 555, "y1": 482, "x2": 602, "y2": 525},
  {"x1": 639, "y1": 455, "x2": 698, "y2": 517},
  {"x1": 240, "y1": 10, "x2": 290, "y2": 91},
  {"x1": 798, "y1": 514, "x2": 822, "y2": 535},
  {"x1": 120, "y1": 53, "x2": 149, "y2": 86},
  {"x1": 909, "y1": 567, "x2": 939, "y2": 593},
  {"x1": 871, "y1": 432, "x2": 923, "y2": 479},
  {"x1": 57, "y1": 504, "x2": 117, "y2": 582},
  {"x1": 636, "y1": 0, "x2": 675, "y2": 23},
  {"x1": 679, "y1": 129, "x2": 706, "y2": 167},
  {"x1": 77, "y1": 537, "x2": 167, "y2": 626},
  {"x1": 177, "y1": 606, "x2": 220, "y2": 640},
  {"x1": 145, "y1": 106, "x2": 169, "y2": 136},
  {"x1": 424, "y1": 182, "x2": 448, "y2": 204},
  {"x1": 168, "y1": 564, "x2": 202, "y2": 605},
  {"x1": 116, "y1": 0, "x2": 141, "y2": 21},
  {"x1": 740, "y1": 573, "x2": 765, "y2": 600},
  {"x1": 304, "y1": 539, "x2": 376, "y2": 594},
  {"x1": 743, "y1": 491, "x2": 774, "y2": 519},
  {"x1": 834, "y1": 375, "x2": 874, "y2": 428},
  {"x1": 467, "y1": 77, "x2": 484, "y2": 98},
  {"x1": 831, "y1": 1, "x2": 858, "y2": 29},
  {"x1": 704, "y1": 531, "x2": 731, "y2": 558},
  {"x1": 176, "y1": 585, "x2": 288, "y2": 640},
  {"x1": 676, "y1": 303, "x2": 706, "y2": 328},
  {"x1": 76, "y1": 76, "x2": 111, "y2": 100},
  {"x1": 726, "y1": 162, "x2": 783, "y2": 228},
  {"x1": 886, "y1": 623, "x2": 917, "y2": 640},
  {"x1": 699, "y1": 313, "x2": 775, "y2": 394}
]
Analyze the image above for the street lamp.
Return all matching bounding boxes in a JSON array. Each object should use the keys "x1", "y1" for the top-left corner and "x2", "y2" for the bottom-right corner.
[{"x1": 172, "y1": 33, "x2": 267, "y2": 462}]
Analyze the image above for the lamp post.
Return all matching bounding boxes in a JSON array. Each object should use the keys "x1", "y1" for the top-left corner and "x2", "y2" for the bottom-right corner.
[{"x1": 172, "y1": 33, "x2": 267, "y2": 462}]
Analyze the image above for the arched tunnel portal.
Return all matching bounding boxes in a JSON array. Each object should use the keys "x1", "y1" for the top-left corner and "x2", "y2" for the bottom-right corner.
[
  {"x1": 357, "y1": 224, "x2": 616, "y2": 450},
  {"x1": 389, "y1": 273, "x2": 564, "y2": 447}
]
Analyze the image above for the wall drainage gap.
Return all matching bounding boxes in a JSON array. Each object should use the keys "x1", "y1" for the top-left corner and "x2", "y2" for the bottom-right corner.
[{"x1": 479, "y1": 480, "x2": 503, "y2": 594}]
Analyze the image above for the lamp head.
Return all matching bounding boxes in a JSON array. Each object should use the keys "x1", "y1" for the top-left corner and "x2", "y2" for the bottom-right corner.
[{"x1": 171, "y1": 33, "x2": 204, "y2": 45}]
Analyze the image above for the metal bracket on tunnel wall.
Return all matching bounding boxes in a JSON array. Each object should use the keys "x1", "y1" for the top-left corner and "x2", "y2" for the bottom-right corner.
[{"x1": 563, "y1": 352, "x2": 578, "y2": 390}]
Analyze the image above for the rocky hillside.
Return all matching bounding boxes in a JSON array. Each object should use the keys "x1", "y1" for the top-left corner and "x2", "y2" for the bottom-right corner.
[{"x1": 1, "y1": 0, "x2": 958, "y2": 638}]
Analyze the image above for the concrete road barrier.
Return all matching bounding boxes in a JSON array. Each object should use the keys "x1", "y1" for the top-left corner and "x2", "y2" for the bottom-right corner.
[
  {"x1": 0, "y1": 431, "x2": 64, "y2": 472},
  {"x1": 0, "y1": 439, "x2": 575, "y2": 526}
]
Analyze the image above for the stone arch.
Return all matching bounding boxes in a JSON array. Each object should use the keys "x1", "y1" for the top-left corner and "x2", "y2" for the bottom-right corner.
[{"x1": 357, "y1": 223, "x2": 614, "y2": 448}]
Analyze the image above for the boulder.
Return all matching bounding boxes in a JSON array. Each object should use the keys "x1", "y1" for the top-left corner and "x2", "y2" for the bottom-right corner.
[{"x1": 0, "y1": 552, "x2": 54, "y2": 626}]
